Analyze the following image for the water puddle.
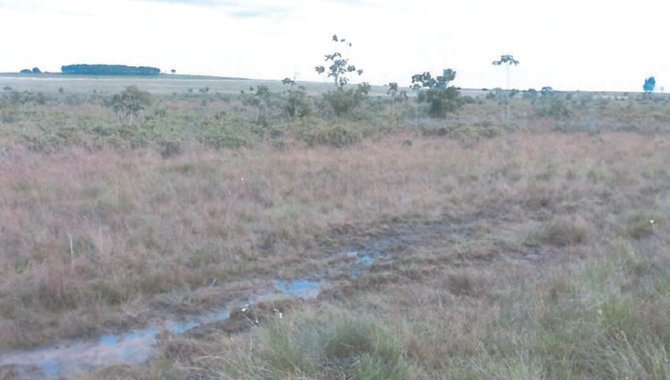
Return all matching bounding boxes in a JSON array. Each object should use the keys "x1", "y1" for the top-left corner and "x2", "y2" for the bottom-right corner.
[
  {"x1": 0, "y1": 305, "x2": 235, "y2": 379},
  {"x1": 347, "y1": 250, "x2": 376, "y2": 266},
  {"x1": 0, "y1": 251, "x2": 379, "y2": 379},
  {"x1": 274, "y1": 277, "x2": 322, "y2": 299}
]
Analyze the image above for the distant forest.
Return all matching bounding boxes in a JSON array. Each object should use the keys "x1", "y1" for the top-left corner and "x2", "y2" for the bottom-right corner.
[{"x1": 61, "y1": 64, "x2": 160, "y2": 76}]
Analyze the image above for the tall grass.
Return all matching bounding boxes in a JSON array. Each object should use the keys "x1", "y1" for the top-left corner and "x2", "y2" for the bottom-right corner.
[
  {"x1": 2, "y1": 131, "x2": 669, "y2": 350},
  {"x1": 141, "y1": 238, "x2": 670, "y2": 380}
]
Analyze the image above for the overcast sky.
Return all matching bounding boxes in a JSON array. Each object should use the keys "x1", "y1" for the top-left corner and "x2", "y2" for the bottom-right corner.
[{"x1": 1, "y1": 0, "x2": 669, "y2": 91}]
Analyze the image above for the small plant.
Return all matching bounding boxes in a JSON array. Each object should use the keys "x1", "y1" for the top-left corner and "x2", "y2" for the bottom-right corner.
[
  {"x1": 109, "y1": 86, "x2": 152, "y2": 124},
  {"x1": 411, "y1": 69, "x2": 462, "y2": 118}
]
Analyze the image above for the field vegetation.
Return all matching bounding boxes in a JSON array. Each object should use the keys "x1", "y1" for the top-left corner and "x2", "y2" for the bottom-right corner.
[{"x1": 1, "y1": 79, "x2": 670, "y2": 379}]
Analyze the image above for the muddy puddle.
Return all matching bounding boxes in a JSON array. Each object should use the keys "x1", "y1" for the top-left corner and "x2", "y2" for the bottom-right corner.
[{"x1": 0, "y1": 250, "x2": 378, "y2": 379}]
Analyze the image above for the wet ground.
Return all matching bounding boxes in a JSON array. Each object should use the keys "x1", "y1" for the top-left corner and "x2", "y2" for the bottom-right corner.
[
  {"x1": 0, "y1": 249, "x2": 379, "y2": 379},
  {"x1": 0, "y1": 211, "x2": 543, "y2": 379}
]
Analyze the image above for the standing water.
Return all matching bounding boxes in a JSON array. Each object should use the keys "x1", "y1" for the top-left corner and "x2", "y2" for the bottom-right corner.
[{"x1": 0, "y1": 251, "x2": 376, "y2": 379}]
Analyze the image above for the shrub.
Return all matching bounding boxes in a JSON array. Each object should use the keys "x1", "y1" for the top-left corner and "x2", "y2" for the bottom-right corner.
[
  {"x1": 158, "y1": 140, "x2": 182, "y2": 158},
  {"x1": 533, "y1": 94, "x2": 572, "y2": 119},
  {"x1": 281, "y1": 78, "x2": 311, "y2": 118},
  {"x1": 416, "y1": 87, "x2": 462, "y2": 118},
  {"x1": 109, "y1": 86, "x2": 152, "y2": 124},
  {"x1": 322, "y1": 85, "x2": 369, "y2": 116},
  {"x1": 241, "y1": 85, "x2": 273, "y2": 124},
  {"x1": 411, "y1": 70, "x2": 463, "y2": 118},
  {"x1": 301, "y1": 124, "x2": 361, "y2": 148},
  {"x1": 201, "y1": 120, "x2": 248, "y2": 149}
]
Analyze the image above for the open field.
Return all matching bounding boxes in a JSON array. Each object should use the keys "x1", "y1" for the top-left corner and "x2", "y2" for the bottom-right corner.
[
  {"x1": 1, "y1": 78, "x2": 670, "y2": 379},
  {"x1": 0, "y1": 74, "x2": 393, "y2": 97}
]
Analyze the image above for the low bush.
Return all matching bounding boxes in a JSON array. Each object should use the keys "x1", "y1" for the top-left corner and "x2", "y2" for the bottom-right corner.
[
  {"x1": 322, "y1": 85, "x2": 369, "y2": 117},
  {"x1": 301, "y1": 124, "x2": 361, "y2": 148},
  {"x1": 108, "y1": 86, "x2": 152, "y2": 124},
  {"x1": 533, "y1": 94, "x2": 572, "y2": 119}
]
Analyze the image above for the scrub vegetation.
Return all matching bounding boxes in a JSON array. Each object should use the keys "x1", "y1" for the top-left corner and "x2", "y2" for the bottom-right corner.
[{"x1": 1, "y1": 77, "x2": 670, "y2": 379}]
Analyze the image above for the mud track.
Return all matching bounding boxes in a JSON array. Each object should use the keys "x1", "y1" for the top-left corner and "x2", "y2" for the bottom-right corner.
[{"x1": 0, "y1": 209, "x2": 551, "y2": 379}]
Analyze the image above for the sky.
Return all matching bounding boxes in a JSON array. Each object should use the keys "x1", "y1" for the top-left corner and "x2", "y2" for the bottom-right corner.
[{"x1": 1, "y1": 0, "x2": 669, "y2": 91}]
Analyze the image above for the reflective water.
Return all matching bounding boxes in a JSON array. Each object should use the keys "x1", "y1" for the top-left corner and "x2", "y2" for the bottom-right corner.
[
  {"x1": 0, "y1": 307, "x2": 232, "y2": 379},
  {"x1": 0, "y1": 252, "x2": 378, "y2": 379}
]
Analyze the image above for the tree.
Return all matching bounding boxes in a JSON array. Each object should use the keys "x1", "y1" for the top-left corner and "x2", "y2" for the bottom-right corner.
[
  {"x1": 643, "y1": 76, "x2": 656, "y2": 98},
  {"x1": 411, "y1": 69, "x2": 462, "y2": 118},
  {"x1": 314, "y1": 34, "x2": 369, "y2": 116},
  {"x1": 492, "y1": 54, "x2": 519, "y2": 123},
  {"x1": 315, "y1": 34, "x2": 364, "y2": 91},
  {"x1": 62, "y1": 64, "x2": 160, "y2": 76}
]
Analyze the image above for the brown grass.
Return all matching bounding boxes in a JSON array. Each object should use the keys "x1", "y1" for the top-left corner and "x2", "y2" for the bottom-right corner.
[{"x1": 1, "y1": 130, "x2": 669, "y2": 354}]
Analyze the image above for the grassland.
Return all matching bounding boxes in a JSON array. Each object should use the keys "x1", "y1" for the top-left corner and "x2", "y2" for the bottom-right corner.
[{"x1": 1, "y1": 79, "x2": 670, "y2": 379}]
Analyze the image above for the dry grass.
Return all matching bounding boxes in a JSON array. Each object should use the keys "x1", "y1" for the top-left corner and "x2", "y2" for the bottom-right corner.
[
  {"x1": 1, "y1": 130, "x2": 669, "y2": 352},
  {"x1": 2, "y1": 81, "x2": 670, "y2": 380}
]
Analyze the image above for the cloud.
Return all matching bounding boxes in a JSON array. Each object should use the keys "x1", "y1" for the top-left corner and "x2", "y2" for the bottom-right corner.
[
  {"x1": 136, "y1": 0, "x2": 294, "y2": 19},
  {"x1": 228, "y1": 9, "x2": 268, "y2": 18},
  {"x1": 138, "y1": 0, "x2": 226, "y2": 5}
]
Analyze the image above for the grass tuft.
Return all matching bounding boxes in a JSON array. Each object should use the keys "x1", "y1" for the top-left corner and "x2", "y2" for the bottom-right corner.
[{"x1": 224, "y1": 309, "x2": 412, "y2": 379}]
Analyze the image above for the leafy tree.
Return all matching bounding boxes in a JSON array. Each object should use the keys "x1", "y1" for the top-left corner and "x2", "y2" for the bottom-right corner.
[
  {"x1": 411, "y1": 69, "x2": 456, "y2": 90},
  {"x1": 411, "y1": 69, "x2": 462, "y2": 118},
  {"x1": 492, "y1": 54, "x2": 519, "y2": 122},
  {"x1": 643, "y1": 76, "x2": 656, "y2": 98},
  {"x1": 315, "y1": 34, "x2": 364, "y2": 91},
  {"x1": 315, "y1": 35, "x2": 369, "y2": 116}
]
